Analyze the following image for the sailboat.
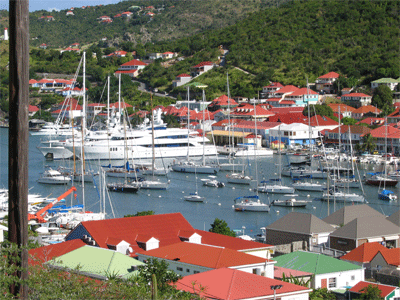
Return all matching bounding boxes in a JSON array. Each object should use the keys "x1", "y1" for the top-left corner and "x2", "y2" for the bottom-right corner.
[
  {"x1": 171, "y1": 83, "x2": 219, "y2": 174},
  {"x1": 184, "y1": 167, "x2": 204, "y2": 202},
  {"x1": 233, "y1": 100, "x2": 270, "y2": 212},
  {"x1": 107, "y1": 77, "x2": 140, "y2": 194},
  {"x1": 292, "y1": 88, "x2": 324, "y2": 192},
  {"x1": 258, "y1": 125, "x2": 294, "y2": 194},
  {"x1": 378, "y1": 118, "x2": 397, "y2": 201}
]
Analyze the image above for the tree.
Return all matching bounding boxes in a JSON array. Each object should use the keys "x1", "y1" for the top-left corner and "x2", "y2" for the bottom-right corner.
[
  {"x1": 137, "y1": 258, "x2": 181, "y2": 292},
  {"x1": 360, "y1": 133, "x2": 377, "y2": 153},
  {"x1": 341, "y1": 117, "x2": 357, "y2": 125},
  {"x1": 309, "y1": 288, "x2": 336, "y2": 300},
  {"x1": 359, "y1": 284, "x2": 384, "y2": 300},
  {"x1": 124, "y1": 211, "x2": 155, "y2": 218},
  {"x1": 303, "y1": 104, "x2": 334, "y2": 118},
  {"x1": 209, "y1": 218, "x2": 236, "y2": 237},
  {"x1": 372, "y1": 85, "x2": 393, "y2": 115}
]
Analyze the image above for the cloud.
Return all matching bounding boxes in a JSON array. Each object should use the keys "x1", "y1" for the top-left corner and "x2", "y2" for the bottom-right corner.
[{"x1": 48, "y1": 7, "x2": 60, "y2": 12}]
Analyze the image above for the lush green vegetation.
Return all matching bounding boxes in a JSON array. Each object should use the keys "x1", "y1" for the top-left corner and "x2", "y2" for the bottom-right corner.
[
  {"x1": 26, "y1": 0, "x2": 272, "y2": 48},
  {"x1": 209, "y1": 218, "x2": 236, "y2": 237}
]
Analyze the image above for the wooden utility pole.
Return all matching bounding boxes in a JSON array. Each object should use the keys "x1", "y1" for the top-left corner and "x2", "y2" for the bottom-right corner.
[{"x1": 8, "y1": 0, "x2": 29, "y2": 297}]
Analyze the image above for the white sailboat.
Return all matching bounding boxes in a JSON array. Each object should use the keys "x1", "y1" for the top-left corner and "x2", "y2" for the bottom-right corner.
[
  {"x1": 184, "y1": 167, "x2": 204, "y2": 202},
  {"x1": 258, "y1": 125, "x2": 294, "y2": 194},
  {"x1": 201, "y1": 175, "x2": 225, "y2": 187}
]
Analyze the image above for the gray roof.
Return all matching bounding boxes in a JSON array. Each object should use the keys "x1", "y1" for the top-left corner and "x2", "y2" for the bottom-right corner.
[
  {"x1": 322, "y1": 204, "x2": 385, "y2": 226},
  {"x1": 266, "y1": 212, "x2": 335, "y2": 235},
  {"x1": 387, "y1": 210, "x2": 400, "y2": 227},
  {"x1": 330, "y1": 216, "x2": 400, "y2": 240}
]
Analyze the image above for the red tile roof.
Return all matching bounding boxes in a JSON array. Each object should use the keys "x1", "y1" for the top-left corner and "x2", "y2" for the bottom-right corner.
[
  {"x1": 318, "y1": 71, "x2": 340, "y2": 79},
  {"x1": 114, "y1": 70, "x2": 137, "y2": 74},
  {"x1": 109, "y1": 102, "x2": 133, "y2": 109},
  {"x1": 340, "y1": 242, "x2": 388, "y2": 263},
  {"x1": 29, "y1": 79, "x2": 38, "y2": 84},
  {"x1": 344, "y1": 93, "x2": 372, "y2": 98},
  {"x1": 279, "y1": 100, "x2": 296, "y2": 105},
  {"x1": 269, "y1": 107, "x2": 304, "y2": 114},
  {"x1": 263, "y1": 82, "x2": 284, "y2": 89},
  {"x1": 356, "y1": 117, "x2": 385, "y2": 126},
  {"x1": 328, "y1": 125, "x2": 372, "y2": 135},
  {"x1": 29, "y1": 105, "x2": 39, "y2": 112},
  {"x1": 121, "y1": 59, "x2": 147, "y2": 67},
  {"x1": 365, "y1": 124, "x2": 400, "y2": 139},
  {"x1": 379, "y1": 248, "x2": 400, "y2": 266},
  {"x1": 352, "y1": 105, "x2": 381, "y2": 114},
  {"x1": 139, "y1": 242, "x2": 271, "y2": 269},
  {"x1": 274, "y1": 85, "x2": 299, "y2": 94},
  {"x1": 192, "y1": 61, "x2": 213, "y2": 68},
  {"x1": 388, "y1": 108, "x2": 400, "y2": 117},
  {"x1": 231, "y1": 103, "x2": 274, "y2": 117},
  {"x1": 309, "y1": 115, "x2": 339, "y2": 127},
  {"x1": 328, "y1": 103, "x2": 356, "y2": 113},
  {"x1": 87, "y1": 103, "x2": 106, "y2": 107},
  {"x1": 209, "y1": 94, "x2": 238, "y2": 107},
  {"x1": 174, "y1": 268, "x2": 311, "y2": 299},
  {"x1": 349, "y1": 281, "x2": 396, "y2": 298},
  {"x1": 268, "y1": 112, "x2": 306, "y2": 124},
  {"x1": 176, "y1": 73, "x2": 191, "y2": 78},
  {"x1": 289, "y1": 87, "x2": 318, "y2": 96},
  {"x1": 29, "y1": 239, "x2": 85, "y2": 265},
  {"x1": 67, "y1": 213, "x2": 195, "y2": 249}
]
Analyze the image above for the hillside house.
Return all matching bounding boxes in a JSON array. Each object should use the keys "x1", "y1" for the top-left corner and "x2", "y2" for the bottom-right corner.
[
  {"x1": 315, "y1": 71, "x2": 340, "y2": 93},
  {"x1": 273, "y1": 251, "x2": 364, "y2": 290},
  {"x1": 172, "y1": 73, "x2": 191, "y2": 87},
  {"x1": 121, "y1": 11, "x2": 133, "y2": 17},
  {"x1": 66, "y1": 10, "x2": 74, "y2": 16},
  {"x1": 363, "y1": 125, "x2": 400, "y2": 154},
  {"x1": 230, "y1": 103, "x2": 274, "y2": 121},
  {"x1": 87, "y1": 103, "x2": 106, "y2": 119},
  {"x1": 328, "y1": 103, "x2": 355, "y2": 118},
  {"x1": 341, "y1": 93, "x2": 372, "y2": 108},
  {"x1": 39, "y1": 15, "x2": 55, "y2": 21},
  {"x1": 351, "y1": 105, "x2": 381, "y2": 119},
  {"x1": 387, "y1": 108, "x2": 400, "y2": 124},
  {"x1": 39, "y1": 43, "x2": 47, "y2": 49},
  {"x1": 28, "y1": 105, "x2": 39, "y2": 117},
  {"x1": 98, "y1": 15, "x2": 112, "y2": 22},
  {"x1": 262, "y1": 82, "x2": 284, "y2": 98},
  {"x1": 325, "y1": 125, "x2": 372, "y2": 150},
  {"x1": 148, "y1": 53, "x2": 162, "y2": 60},
  {"x1": 207, "y1": 94, "x2": 238, "y2": 112},
  {"x1": 283, "y1": 87, "x2": 320, "y2": 106},
  {"x1": 371, "y1": 78, "x2": 399, "y2": 91},
  {"x1": 162, "y1": 51, "x2": 175, "y2": 59},
  {"x1": 191, "y1": 61, "x2": 215, "y2": 77},
  {"x1": 105, "y1": 51, "x2": 128, "y2": 58}
]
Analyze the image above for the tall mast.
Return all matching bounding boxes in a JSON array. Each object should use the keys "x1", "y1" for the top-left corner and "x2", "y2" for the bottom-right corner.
[
  {"x1": 227, "y1": 72, "x2": 232, "y2": 154},
  {"x1": 81, "y1": 51, "x2": 86, "y2": 209},
  {"x1": 186, "y1": 86, "x2": 190, "y2": 162},
  {"x1": 253, "y1": 98, "x2": 258, "y2": 193},
  {"x1": 118, "y1": 73, "x2": 121, "y2": 125},
  {"x1": 307, "y1": 78, "x2": 312, "y2": 168},
  {"x1": 202, "y1": 88, "x2": 206, "y2": 166},
  {"x1": 338, "y1": 106, "x2": 341, "y2": 180},
  {"x1": 107, "y1": 76, "x2": 111, "y2": 164},
  {"x1": 151, "y1": 94, "x2": 155, "y2": 176}
]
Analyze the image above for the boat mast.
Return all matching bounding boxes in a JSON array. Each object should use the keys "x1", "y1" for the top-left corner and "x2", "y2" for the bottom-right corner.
[
  {"x1": 151, "y1": 94, "x2": 155, "y2": 177},
  {"x1": 227, "y1": 72, "x2": 232, "y2": 158},
  {"x1": 81, "y1": 51, "x2": 86, "y2": 209},
  {"x1": 107, "y1": 76, "x2": 111, "y2": 164},
  {"x1": 253, "y1": 98, "x2": 259, "y2": 194},
  {"x1": 186, "y1": 86, "x2": 190, "y2": 162},
  {"x1": 202, "y1": 88, "x2": 206, "y2": 166},
  {"x1": 307, "y1": 78, "x2": 313, "y2": 177}
]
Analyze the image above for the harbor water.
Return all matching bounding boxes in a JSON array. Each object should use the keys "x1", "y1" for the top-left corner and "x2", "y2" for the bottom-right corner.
[{"x1": 1, "y1": 127, "x2": 399, "y2": 237}]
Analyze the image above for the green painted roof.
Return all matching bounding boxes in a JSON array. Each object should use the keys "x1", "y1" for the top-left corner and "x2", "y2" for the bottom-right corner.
[
  {"x1": 273, "y1": 251, "x2": 361, "y2": 275},
  {"x1": 46, "y1": 245, "x2": 144, "y2": 280},
  {"x1": 372, "y1": 78, "x2": 399, "y2": 83}
]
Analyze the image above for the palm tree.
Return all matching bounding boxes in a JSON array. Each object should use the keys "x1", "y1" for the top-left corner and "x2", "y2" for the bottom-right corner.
[{"x1": 361, "y1": 133, "x2": 377, "y2": 153}]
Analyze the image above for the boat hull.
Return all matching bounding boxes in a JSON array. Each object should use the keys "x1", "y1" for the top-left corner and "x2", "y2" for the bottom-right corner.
[
  {"x1": 366, "y1": 179, "x2": 398, "y2": 186},
  {"x1": 258, "y1": 185, "x2": 295, "y2": 194},
  {"x1": 107, "y1": 184, "x2": 139, "y2": 193}
]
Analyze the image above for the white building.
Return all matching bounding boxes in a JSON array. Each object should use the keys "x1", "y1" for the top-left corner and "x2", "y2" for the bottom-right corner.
[
  {"x1": 371, "y1": 78, "x2": 399, "y2": 91},
  {"x1": 268, "y1": 123, "x2": 319, "y2": 146}
]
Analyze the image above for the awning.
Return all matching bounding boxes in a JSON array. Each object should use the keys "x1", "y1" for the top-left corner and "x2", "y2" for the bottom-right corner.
[
  {"x1": 367, "y1": 237, "x2": 383, "y2": 243},
  {"x1": 384, "y1": 235, "x2": 399, "y2": 240}
]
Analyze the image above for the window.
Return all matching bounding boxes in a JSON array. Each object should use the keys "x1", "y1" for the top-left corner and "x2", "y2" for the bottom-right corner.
[
  {"x1": 194, "y1": 271, "x2": 200, "y2": 274},
  {"x1": 186, "y1": 269, "x2": 190, "y2": 272},
  {"x1": 176, "y1": 267, "x2": 183, "y2": 271},
  {"x1": 329, "y1": 278, "x2": 336, "y2": 288},
  {"x1": 351, "y1": 275, "x2": 355, "y2": 281}
]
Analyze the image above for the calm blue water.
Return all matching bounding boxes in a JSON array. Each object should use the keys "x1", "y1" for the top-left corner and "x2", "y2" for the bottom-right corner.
[{"x1": 1, "y1": 127, "x2": 399, "y2": 237}]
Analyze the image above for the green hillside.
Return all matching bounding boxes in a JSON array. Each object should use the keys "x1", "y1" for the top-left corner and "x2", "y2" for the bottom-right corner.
[
  {"x1": 146, "y1": 0, "x2": 400, "y2": 89},
  {"x1": 26, "y1": 0, "x2": 275, "y2": 48}
]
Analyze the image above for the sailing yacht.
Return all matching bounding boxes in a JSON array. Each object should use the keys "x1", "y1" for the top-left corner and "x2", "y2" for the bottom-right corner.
[
  {"x1": 171, "y1": 83, "x2": 219, "y2": 174},
  {"x1": 258, "y1": 126, "x2": 294, "y2": 194},
  {"x1": 378, "y1": 119, "x2": 398, "y2": 201},
  {"x1": 233, "y1": 195, "x2": 270, "y2": 212}
]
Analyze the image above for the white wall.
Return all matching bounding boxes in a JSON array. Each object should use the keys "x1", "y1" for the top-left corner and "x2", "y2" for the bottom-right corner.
[
  {"x1": 281, "y1": 292, "x2": 310, "y2": 300},
  {"x1": 314, "y1": 269, "x2": 364, "y2": 290}
]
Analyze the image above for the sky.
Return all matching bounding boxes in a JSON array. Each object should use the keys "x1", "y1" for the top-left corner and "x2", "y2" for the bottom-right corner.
[{"x1": 0, "y1": 0, "x2": 122, "y2": 12}]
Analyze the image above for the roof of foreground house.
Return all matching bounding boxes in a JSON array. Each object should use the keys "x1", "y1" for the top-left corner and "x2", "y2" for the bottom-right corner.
[
  {"x1": 138, "y1": 242, "x2": 271, "y2": 269},
  {"x1": 174, "y1": 268, "x2": 311, "y2": 300},
  {"x1": 46, "y1": 245, "x2": 144, "y2": 280},
  {"x1": 340, "y1": 242, "x2": 388, "y2": 263},
  {"x1": 387, "y1": 210, "x2": 400, "y2": 227},
  {"x1": 273, "y1": 251, "x2": 361, "y2": 275},
  {"x1": 349, "y1": 281, "x2": 398, "y2": 298},
  {"x1": 266, "y1": 212, "x2": 334, "y2": 235}
]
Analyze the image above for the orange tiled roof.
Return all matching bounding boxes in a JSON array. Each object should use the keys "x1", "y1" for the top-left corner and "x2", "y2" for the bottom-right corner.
[
  {"x1": 349, "y1": 281, "x2": 396, "y2": 298},
  {"x1": 340, "y1": 242, "x2": 387, "y2": 263},
  {"x1": 352, "y1": 105, "x2": 381, "y2": 114}
]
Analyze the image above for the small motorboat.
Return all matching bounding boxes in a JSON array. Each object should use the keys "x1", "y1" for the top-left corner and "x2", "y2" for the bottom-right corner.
[
  {"x1": 37, "y1": 168, "x2": 71, "y2": 185},
  {"x1": 271, "y1": 198, "x2": 310, "y2": 208},
  {"x1": 201, "y1": 176, "x2": 225, "y2": 187},
  {"x1": 106, "y1": 182, "x2": 140, "y2": 193},
  {"x1": 378, "y1": 189, "x2": 397, "y2": 201},
  {"x1": 184, "y1": 192, "x2": 204, "y2": 202}
]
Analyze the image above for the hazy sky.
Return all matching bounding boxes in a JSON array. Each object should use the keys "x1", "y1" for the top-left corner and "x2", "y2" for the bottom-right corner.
[{"x1": 0, "y1": 0, "x2": 122, "y2": 12}]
